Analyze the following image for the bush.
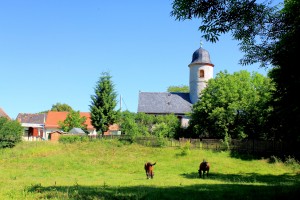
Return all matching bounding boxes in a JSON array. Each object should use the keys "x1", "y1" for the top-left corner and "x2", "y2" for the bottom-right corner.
[
  {"x1": 180, "y1": 141, "x2": 191, "y2": 156},
  {"x1": 284, "y1": 155, "x2": 300, "y2": 167},
  {"x1": 268, "y1": 155, "x2": 282, "y2": 163},
  {"x1": 0, "y1": 118, "x2": 23, "y2": 148},
  {"x1": 59, "y1": 135, "x2": 88, "y2": 144}
]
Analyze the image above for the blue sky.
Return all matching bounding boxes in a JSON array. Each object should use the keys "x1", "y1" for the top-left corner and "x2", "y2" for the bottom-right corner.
[{"x1": 1, "y1": 0, "x2": 275, "y2": 119}]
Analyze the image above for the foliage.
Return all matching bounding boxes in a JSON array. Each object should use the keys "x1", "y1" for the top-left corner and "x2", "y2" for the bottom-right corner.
[
  {"x1": 221, "y1": 132, "x2": 232, "y2": 151},
  {"x1": 135, "y1": 112, "x2": 155, "y2": 136},
  {"x1": 167, "y1": 85, "x2": 189, "y2": 93},
  {"x1": 119, "y1": 111, "x2": 139, "y2": 141},
  {"x1": 119, "y1": 111, "x2": 181, "y2": 139},
  {"x1": 171, "y1": 0, "x2": 300, "y2": 147},
  {"x1": 58, "y1": 110, "x2": 87, "y2": 133},
  {"x1": 171, "y1": 0, "x2": 281, "y2": 67},
  {"x1": 0, "y1": 117, "x2": 9, "y2": 127},
  {"x1": 89, "y1": 71, "x2": 120, "y2": 135},
  {"x1": 51, "y1": 103, "x2": 73, "y2": 112},
  {"x1": 189, "y1": 70, "x2": 274, "y2": 140},
  {"x1": 0, "y1": 117, "x2": 23, "y2": 148},
  {"x1": 267, "y1": 0, "x2": 300, "y2": 144},
  {"x1": 180, "y1": 141, "x2": 191, "y2": 156},
  {"x1": 58, "y1": 135, "x2": 89, "y2": 144}
]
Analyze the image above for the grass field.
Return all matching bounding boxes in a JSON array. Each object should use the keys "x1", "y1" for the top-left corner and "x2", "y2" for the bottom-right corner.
[{"x1": 0, "y1": 139, "x2": 299, "y2": 199}]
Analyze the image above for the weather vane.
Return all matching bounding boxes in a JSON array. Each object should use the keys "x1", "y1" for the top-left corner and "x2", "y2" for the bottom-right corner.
[{"x1": 200, "y1": 40, "x2": 203, "y2": 48}]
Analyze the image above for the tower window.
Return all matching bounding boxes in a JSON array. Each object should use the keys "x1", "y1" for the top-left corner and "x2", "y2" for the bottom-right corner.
[{"x1": 199, "y1": 70, "x2": 204, "y2": 78}]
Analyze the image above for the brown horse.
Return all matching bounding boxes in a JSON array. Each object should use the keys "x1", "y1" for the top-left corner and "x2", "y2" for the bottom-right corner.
[
  {"x1": 198, "y1": 160, "x2": 210, "y2": 178},
  {"x1": 144, "y1": 162, "x2": 156, "y2": 179}
]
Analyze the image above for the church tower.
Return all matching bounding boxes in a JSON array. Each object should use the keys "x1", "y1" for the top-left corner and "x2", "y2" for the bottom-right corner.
[{"x1": 189, "y1": 44, "x2": 214, "y2": 104}]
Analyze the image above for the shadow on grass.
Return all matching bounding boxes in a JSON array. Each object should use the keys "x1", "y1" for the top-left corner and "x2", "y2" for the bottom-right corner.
[
  {"x1": 229, "y1": 150, "x2": 264, "y2": 160},
  {"x1": 26, "y1": 180, "x2": 300, "y2": 200},
  {"x1": 180, "y1": 172, "x2": 300, "y2": 185}
]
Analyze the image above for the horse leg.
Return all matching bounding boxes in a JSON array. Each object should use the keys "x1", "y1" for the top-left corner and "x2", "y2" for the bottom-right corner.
[{"x1": 150, "y1": 170, "x2": 154, "y2": 179}]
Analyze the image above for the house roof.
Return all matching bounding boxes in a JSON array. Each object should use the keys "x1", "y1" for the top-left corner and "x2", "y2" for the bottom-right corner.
[
  {"x1": 16, "y1": 113, "x2": 45, "y2": 124},
  {"x1": 45, "y1": 111, "x2": 94, "y2": 130},
  {"x1": 137, "y1": 92, "x2": 192, "y2": 115},
  {"x1": 0, "y1": 107, "x2": 10, "y2": 120},
  {"x1": 69, "y1": 127, "x2": 85, "y2": 134}
]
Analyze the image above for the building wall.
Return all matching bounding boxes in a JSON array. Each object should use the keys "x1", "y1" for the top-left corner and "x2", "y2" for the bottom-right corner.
[
  {"x1": 50, "y1": 132, "x2": 61, "y2": 141},
  {"x1": 189, "y1": 64, "x2": 213, "y2": 104}
]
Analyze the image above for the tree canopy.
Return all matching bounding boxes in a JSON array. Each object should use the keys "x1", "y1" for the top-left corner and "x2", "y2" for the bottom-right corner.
[
  {"x1": 167, "y1": 85, "x2": 189, "y2": 93},
  {"x1": 51, "y1": 103, "x2": 73, "y2": 112},
  {"x1": 171, "y1": 0, "x2": 282, "y2": 67},
  {"x1": 171, "y1": 0, "x2": 300, "y2": 144},
  {"x1": 189, "y1": 70, "x2": 274, "y2": 140},
  {"x1": 58, "y1": 110, "x2": 87, "y2": 133}
]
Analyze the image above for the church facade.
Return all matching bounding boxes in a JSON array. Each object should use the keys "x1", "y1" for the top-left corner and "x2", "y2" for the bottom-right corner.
[{"x1": 137, "y1": 45, "x2": 214, "y2": 127}]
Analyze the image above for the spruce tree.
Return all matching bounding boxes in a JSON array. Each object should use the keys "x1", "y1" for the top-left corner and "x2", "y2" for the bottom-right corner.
[{"x1": 89, "y1": 71, "x2": 119, "y2": 135}]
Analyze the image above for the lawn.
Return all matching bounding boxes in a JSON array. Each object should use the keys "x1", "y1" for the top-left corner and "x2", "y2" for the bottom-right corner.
[{"x1": 0, "y1": 139, "x2": 299, "y2": 199}]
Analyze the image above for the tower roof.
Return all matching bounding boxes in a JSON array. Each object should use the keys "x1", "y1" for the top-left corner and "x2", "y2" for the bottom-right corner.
[{"x1": 190, "y1": 47, "x2": 214, "y2": 66}]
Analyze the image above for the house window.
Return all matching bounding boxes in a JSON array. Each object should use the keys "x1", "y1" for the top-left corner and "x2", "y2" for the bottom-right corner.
[{"x1": 199, "y1": 70, "x2": 205, "y2": 78}]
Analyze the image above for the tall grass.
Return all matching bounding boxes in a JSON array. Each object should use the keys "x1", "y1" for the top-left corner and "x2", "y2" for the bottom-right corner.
[{"x1": 0, "y1": 140, "x2": 299, "y2": 199}]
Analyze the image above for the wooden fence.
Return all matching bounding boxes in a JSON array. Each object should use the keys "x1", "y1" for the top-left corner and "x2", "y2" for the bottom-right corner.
[{"x1": 87, "y1": 135, "x2": 299, "y2": 158}]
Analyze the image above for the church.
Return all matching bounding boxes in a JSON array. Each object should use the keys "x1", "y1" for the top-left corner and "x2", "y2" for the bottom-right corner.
[{"x1": 137, "y1": 45, "x2": 214, "y2": 127}]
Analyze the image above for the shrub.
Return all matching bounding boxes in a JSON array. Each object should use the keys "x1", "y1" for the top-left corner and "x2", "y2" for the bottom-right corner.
[
  {"x1": 268, "y1": 155, "x2": 282, "y2": 163},
  {"x1": 0, "y1": 118, "x2": 23, "y2": 148},
  {"x1": 59, "y1": 135, "x2": 88, "y2": 144},
  {"x1": 284, "y1": 155, "x2": 300, "y2": 168},
  {"x1": 180, "y1": 141, "x2": 191, "y2": 156}
]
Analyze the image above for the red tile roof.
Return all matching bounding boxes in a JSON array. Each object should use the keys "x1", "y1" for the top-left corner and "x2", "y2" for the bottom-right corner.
[
  {"x1": 0, "y1": 107, "x2": 10, "y2": 120},
  {"x1": 45, "y1": 111, "x2": 95, "y2": 130}
]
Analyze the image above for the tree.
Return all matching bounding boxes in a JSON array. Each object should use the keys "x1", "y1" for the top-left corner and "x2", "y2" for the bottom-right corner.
[
  {"x1": 51, "y1": 103, "x2": 73, "y2": 112},
  {"x1": 154, "y1": 114, "x2": 180, "y2": 138},
  {"x1": 89, "y1": 71, "x2": 119, "y2": 135},
  {"x1": 171, "y1": 0, "x2": 300, "y2": 144},
  {"x1": 167, "y1": 85, "x2": 189, "y2": 93},
  {"x1": 0, "y1": 117, "x2": 23, "y2": 148},
  {"x1": 58, "y1": 110, "x2": 87, "y2": 133},
  {"x1": 171, "y1": 0, "x2": 281, "y2": 67},
  {"x1": 267, "y1": 0, "x2": 300, "y2": 143},
  {"x1": 189, "y1": 70, "x2": 274, "y2": 140},
  {"x1": 119, "y1": 111, "x2": 140, "y2": 140}
]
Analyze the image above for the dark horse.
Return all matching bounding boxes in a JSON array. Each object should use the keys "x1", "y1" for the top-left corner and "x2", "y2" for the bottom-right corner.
[
  {"x1": 144, "y1": 162, "x2": 156, "y2": 179},
  {"x1": 198, "y1": 160, "x2": 210, "y2": 178}
]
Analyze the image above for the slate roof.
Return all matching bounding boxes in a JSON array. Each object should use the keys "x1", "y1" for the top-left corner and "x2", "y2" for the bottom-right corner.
[
  {"x1": 69, "y1": 127, "x2": 85, "y2": 134},
  {"x1": 0, "y1": 107, "x2": 10, "y2": 119},
  {"x1": 16, "y1": 113, "x2": 45, "y2": 124},
  {"x1": 190, "y1": 47, "x2": 214, "y2": 66},
  {"x1": 137, "y1": 92, "x2": 192, "y2": 115}
]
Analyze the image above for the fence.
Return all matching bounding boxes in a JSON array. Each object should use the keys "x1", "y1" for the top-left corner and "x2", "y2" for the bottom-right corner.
[
  {"x1": 178, "y1": 138, "x2": 299, "y2": 158},
  {"x1": 86, "y1": 135, "x2": 299, "y2": 157}
]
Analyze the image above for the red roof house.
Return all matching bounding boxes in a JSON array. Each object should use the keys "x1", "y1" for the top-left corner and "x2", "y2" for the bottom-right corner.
[{"x1": 44, "y1": 111, "x2": 97, "y2": 138}]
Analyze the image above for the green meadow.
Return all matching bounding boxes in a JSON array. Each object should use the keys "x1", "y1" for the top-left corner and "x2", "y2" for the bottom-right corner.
[{"x1": 0, "y1": 140, "x2": 299, "y2": 199}]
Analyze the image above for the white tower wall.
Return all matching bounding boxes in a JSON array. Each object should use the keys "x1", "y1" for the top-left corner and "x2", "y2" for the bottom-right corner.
[{"x1": 189, "y1": 64, "x2": 213, "y2": 104}]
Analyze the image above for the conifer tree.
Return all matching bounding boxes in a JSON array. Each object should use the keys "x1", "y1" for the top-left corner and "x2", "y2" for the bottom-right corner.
[{"x1": 89, "y1": 71, "x2": 119, "y2": 135}]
